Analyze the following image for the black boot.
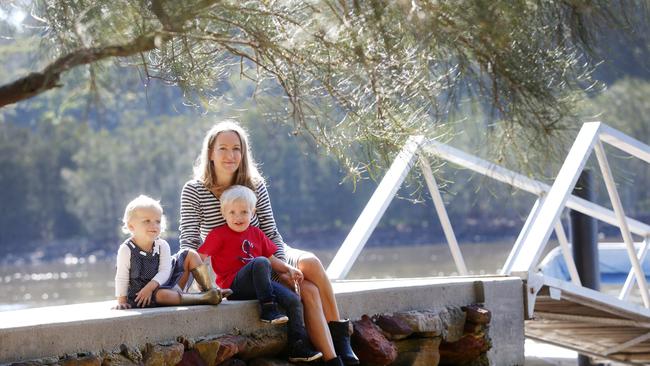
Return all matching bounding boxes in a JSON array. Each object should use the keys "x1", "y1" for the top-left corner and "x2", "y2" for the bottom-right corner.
[
  {"x1": 324, "y1": 356, "x2": 345, "y2": 366},
  {"x1": 328, "y1": 320, "x2": 359, "y2": 365}
]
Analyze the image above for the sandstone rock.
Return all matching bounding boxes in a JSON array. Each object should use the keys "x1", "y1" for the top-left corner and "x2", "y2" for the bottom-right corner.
[
  {"x1": 392, "y1": 310, "x2": 442, "y2": 337},
  {"x1": 194, "y1": 339, "x2": 222, "y2": 366},
  {"x1": 60, "y1": 353, "x2": 102, "y2": 366},
  {"x1": 142, "y1": 343, "x2": 184, "y2": 366},
  {"x1": 352, "y1": 315, "x2": 397, "y2": 366},
  {"x1": 214, "y1": 335, "x2": 247, "y2": 364},
  {"x1": 10, "y1": 356, "x2": 60, "y2": 366},
  {"x1": 176, "y1": 349, "x2": 206, "y2": 366},
  {"x1": 393, "y1": 337, "x2": 442, "y2": 366},
  {"x1": 439, "y1": 307, "x2": 466, "y2": 342},
  {"x1": 119, "y1": 344, "x2": 143, "y2": 364},
  {"x1": 439, "y1": 334, "x2": 490, "y2": 365},
  {"x1": 100, "y1": 352, "x2": 138, "y2": 366},
  {"x1": 462, "y1": 305, "x2": 491, "y2": 325},
  {"x1": 463, "y1": 322, "x2": 486, "y2": 335},
  {"x1": 373, "y1": 314, "x2": 413, "y2": 340},
  {"x1": 237, "y1": 329, "x2": 286, "y2": 361},
  {"x1": 176, "y1": 337, "x2": 196, "y2": 350}
]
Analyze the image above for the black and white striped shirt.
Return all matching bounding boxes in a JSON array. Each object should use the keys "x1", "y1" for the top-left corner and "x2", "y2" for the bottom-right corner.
[{"x1": 179, "y1": 179, "x2": 287, "y2": 261}]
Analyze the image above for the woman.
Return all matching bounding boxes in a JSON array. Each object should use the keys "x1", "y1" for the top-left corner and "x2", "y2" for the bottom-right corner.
[{"x1": 179, "y1": 120, "x2": 359, "y2": 366}]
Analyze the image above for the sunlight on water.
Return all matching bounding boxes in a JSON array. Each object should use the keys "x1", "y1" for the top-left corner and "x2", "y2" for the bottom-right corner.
[
  {"x1": 0, "y1": 258, "x2": 115, "y2": 311},
  {"x1": 1, "y1": 241, "x2": 518, "y2": 311}
]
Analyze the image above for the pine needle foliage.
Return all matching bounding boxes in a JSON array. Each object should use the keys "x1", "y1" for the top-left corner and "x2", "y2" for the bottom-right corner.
[{"x1": 1, "y1": 0, "x2": 647, "y2": 178}]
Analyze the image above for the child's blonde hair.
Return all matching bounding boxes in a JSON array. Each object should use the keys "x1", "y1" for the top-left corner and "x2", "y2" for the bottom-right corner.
[
  {"x1": 121, "y1": 195, "x2": 167, "y2": 235},
  {"x1": 220, "y1": 185, "x2": 258, "y2": 212}
]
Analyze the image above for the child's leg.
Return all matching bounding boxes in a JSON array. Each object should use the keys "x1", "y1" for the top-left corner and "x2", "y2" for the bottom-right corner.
[
  {"x1": 229, "y1": 257, "x2": 288, "y2": 323},
  {"x1": 272, "y1": 282, "x2": 306, "y2": 339},
  {"x1": 154, "y1": 289, "x2": 182, "y2": 305},
  {"x1": 228, "y1": 257, "x2": 275, "y2": 302},
  {"x1": 273, "y1": 282, "x2": 322, "y2": 362}
]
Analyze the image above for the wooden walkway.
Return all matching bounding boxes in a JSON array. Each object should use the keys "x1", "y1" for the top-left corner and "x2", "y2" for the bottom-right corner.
[{"x1": 525, "y1": 275, "x2": 650, "y2": 365}]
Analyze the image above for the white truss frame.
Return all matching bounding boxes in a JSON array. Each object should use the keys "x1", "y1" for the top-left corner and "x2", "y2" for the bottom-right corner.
[{"x1": 326, "y1": 122, "x2": 650, "y2": 312}]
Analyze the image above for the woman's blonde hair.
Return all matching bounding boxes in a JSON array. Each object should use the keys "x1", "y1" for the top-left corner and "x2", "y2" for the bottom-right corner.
[
  {"x1": 121, "y1": 195, "x2": 167, "y2": 235},
  {"x1": 193, "y1": 120, "x2": 262, "y2": 195}
]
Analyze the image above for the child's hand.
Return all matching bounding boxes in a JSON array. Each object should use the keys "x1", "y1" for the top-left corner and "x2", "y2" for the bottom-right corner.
[
  {"x1": 112, "y1": 297, "x2": 131, "y2": 310},
  {"x1": 134, "y1": 281, "x2": 158, "y2": 307},
  {"x1": 287, "y1": 266, "x2": 303, "y2": 283}
]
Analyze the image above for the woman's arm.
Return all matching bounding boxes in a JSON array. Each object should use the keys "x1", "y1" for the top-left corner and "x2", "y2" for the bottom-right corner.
[
  {"x1": 255, "y1": 182, "x2": 287, "y2": 261},
  {"x1": 179, "y1": 181, "x2": 204, "y2": 250}
]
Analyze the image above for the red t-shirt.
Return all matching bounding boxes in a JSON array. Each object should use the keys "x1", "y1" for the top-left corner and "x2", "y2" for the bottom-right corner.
[{"x1": 198, "y1": 224, "x2": 278, "y2": 288}]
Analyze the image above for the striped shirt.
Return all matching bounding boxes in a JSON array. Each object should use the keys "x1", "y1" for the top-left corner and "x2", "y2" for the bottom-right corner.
[{"x1": 179, "y1": 179, "x2": 288, "y2": 261}]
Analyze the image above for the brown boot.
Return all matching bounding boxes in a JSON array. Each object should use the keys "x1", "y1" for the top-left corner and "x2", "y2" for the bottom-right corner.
[
  {"x1": 191, "y1": 263, "x2": 233, "y2": 298},
  {"x1": 179, "y1": 288, "x2": 222, "y2": 305}
]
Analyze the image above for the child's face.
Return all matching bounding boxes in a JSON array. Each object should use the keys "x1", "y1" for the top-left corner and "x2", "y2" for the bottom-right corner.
[
  {"x1": 222, "y1": 199, "x2": 253, "y2": 232},
  {"x1": 128, "y1": 207, "x2": 162, "y2": 242}
]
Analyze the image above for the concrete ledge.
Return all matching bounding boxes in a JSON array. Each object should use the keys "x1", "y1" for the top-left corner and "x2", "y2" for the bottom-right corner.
[{"x1": 0, "y1": 276, "x2": 524, "y2": 365}]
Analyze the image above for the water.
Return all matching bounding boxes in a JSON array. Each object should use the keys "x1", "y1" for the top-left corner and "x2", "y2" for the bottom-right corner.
[
  {"x1": 0, "y1": 257, "x2": 116, "y2": 311},
  {"x1": 0, "y1": 241, "x2": 515, "y2": 311}
]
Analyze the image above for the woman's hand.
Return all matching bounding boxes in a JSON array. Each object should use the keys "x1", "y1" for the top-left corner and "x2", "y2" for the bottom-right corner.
[{"x1": 134, "y1": 281, "x2": 158, "y2": 307}]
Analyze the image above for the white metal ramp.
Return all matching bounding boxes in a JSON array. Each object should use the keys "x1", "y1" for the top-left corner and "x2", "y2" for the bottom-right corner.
[{"x1": 326, "y1": 122, "x2": 650, "y2": 364}]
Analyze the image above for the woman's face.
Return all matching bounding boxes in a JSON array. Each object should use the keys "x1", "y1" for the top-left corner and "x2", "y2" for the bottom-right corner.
[{"x1": 211, "y1": 131, "x2": 242, "y2": 179}]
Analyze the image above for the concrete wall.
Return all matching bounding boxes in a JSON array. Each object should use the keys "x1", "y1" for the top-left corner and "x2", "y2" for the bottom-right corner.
[{"x1": 0, "y1": 276, "x2": 524, "y2": 365}]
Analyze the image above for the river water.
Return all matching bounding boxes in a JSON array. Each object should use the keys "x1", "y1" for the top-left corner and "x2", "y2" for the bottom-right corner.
[{"x1": 1, "y1": 242, "x2": 518, "y2": 311}]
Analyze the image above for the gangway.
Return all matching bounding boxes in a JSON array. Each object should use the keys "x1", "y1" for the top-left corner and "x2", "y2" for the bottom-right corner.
[{"x1": 326, "y1": 122, "x2": 650, "y2": 364}]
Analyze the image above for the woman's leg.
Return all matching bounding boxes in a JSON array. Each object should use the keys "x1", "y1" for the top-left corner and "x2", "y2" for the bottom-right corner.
[
  {"x1": 298, "y1": 253, "x2": 359, "y2": 365},
  {"x1": 297, "y1": 254, "x2": 340, "y2": 321},
  {"x1": 300, "y1": 280, "x2": 336, "y2": 360}
]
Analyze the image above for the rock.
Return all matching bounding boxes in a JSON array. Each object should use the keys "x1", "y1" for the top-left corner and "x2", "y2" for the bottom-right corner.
[
  {"x1": 60, "y1": 353, "x2": 102, "y2": 366},
  {"x1": 462, "y1": 305, "x2": 491, "y2": 325},
  {"x1": 119, "y1": 344, "x2": 143, "y2": 364},
  {"x1": 142, "y1": 343, "x2": 184, "y2": 366},
  {"x1": 237, "y1": 329, "x2": 286, "y2": 360},
  {"x1": 439, "y1": 307, "x2": 466, "y2": 342},
  {"x1": 439, "y1": 334, "x2": 491, "y2": 365},
  {"x1": 177, "y1": 337, "x2": 196, "y2": 350},
  {"x1": 392, "y1": 310, "x2": 442, "y2": 337},
  {"x1": 372, "y1": 314, "x2": 413, "y2": 340},
  {"x1": 194, "y1": 339, "x2": 222, "y2": 366},
  {"x1": 393, "y1": 337, "x2": 442, "y2": 366},
  {"x1": 100, "y1": 352, "x2": 138, "y2": 366},
  {"x1": 248, "y1": 358, "x2": 297, "y2": 366},
  {"x1": 214, "y1": 335, "x2": 247, "y2": 364},
  {"x1": 463, "y1": 322, "x2": 486, "y2": 335},
  {"x1": 10, "y1": 356, "x2": 60, "y2": 366},
  {"x1": 176, "y1": 349, "x2": 206, "y2": 366},
  {"x1": 352, "y1": 315, "x2": 397, "y2": 366}
]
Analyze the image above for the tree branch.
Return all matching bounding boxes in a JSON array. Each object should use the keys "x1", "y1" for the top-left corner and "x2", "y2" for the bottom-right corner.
[{"x1": 0, "y1": 33, "x2": 162, "y2": 108}]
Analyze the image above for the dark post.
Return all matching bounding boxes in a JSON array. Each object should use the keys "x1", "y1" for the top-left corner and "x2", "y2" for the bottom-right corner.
[{"x1": 570, "y1": 169, "x2": 601, "y2": 366}]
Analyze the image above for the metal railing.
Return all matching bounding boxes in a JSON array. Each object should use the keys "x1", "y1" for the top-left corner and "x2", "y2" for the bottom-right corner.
[{"x1": 326, "y1": 122, "x2": 650, "y2": 310}]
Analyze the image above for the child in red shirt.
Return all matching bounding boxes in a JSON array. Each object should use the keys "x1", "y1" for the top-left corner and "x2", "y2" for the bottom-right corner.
[{"x1": 198, "y1": 185, "x2": 322, "y2": 363}]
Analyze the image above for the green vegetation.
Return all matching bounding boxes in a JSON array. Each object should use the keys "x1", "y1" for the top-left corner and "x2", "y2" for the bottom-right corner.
[{"x1": 0, "y1": 2, "x2": 649, "y2": 261}]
